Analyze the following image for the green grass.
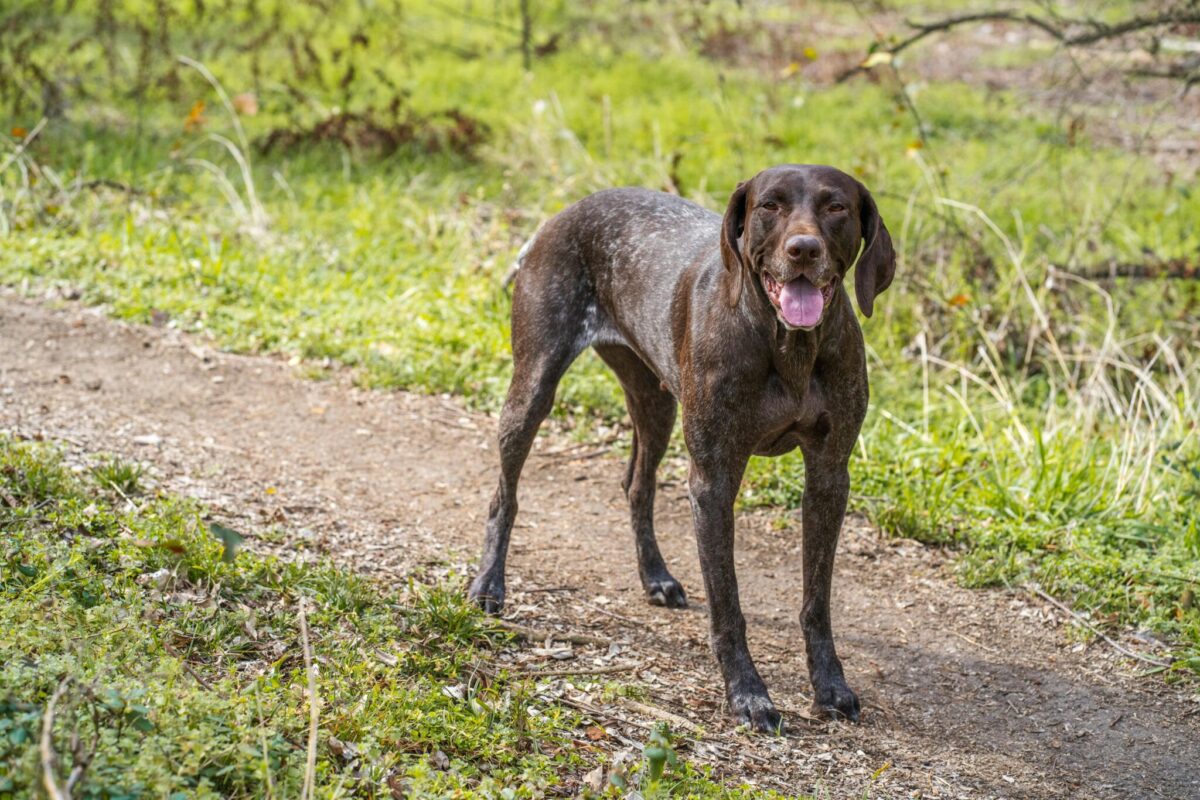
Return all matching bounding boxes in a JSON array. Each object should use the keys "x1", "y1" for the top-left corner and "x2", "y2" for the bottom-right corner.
[
  {"x1": 0, "y1": 436, "x2": 780, "y2": 798},
  {"x1": 1, "y1": 0, "x2": 1198, "y2": 675}
]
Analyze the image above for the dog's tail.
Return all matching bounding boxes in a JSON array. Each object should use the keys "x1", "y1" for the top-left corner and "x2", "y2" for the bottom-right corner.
[{"x1": 502, "y1": 232, "x2": 537, "y2": 289}]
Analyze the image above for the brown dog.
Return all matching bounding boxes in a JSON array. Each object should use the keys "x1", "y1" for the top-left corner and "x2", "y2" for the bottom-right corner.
[{"x1": 469, "y1": 165, "x2": 895, "y2": 732}]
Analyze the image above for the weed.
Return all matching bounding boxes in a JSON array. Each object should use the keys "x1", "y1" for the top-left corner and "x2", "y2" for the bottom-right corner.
[
  {"x1": 91, "y1": 456, "x2": 146, "y2": 497},
  {"x1": 2, "y1": 435, "x2": 767, "y2": 797}
]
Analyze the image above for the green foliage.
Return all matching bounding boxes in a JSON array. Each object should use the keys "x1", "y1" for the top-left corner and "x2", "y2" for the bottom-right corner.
[
  {"x1": 1, "y1": 0, "x2": 1198, "y2": 673},
  {"x1": 92, "y1": 456, "x2": 147, "y2": 497},
  {"x1": 0, "y1": 438, "x2": 759, "y2": 797}
]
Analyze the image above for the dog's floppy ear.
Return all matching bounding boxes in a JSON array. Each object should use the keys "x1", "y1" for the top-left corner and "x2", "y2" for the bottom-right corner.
[
  {"x1": 720, "y1": 180, "x2": 750, "y2": 307},
  {"x1": 853, "y1": 184, "x2": 896, "y2": 318}
]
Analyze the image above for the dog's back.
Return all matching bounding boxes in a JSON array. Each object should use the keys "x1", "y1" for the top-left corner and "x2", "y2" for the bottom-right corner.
[{"x1": 514, "y1": 188, "x2": 722, "y2": 388}]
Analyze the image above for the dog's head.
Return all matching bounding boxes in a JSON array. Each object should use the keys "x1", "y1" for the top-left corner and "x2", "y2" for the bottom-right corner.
[{"x1": 719, "y1": 164, "x2": 895, "y2": 328}]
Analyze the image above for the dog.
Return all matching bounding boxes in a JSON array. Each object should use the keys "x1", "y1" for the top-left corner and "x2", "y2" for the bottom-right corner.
[{"x1": 469, "y1": 164, "x2": 895, "y2": 732}]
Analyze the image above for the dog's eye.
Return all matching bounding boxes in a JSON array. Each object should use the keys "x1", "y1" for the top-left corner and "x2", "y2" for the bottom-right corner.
[
  {"x1": 760, "y1": 201, "x2": 780, "y2": 212},
  {"x1": 826, "y1": 203, "x2": 847, "y2": 213}
]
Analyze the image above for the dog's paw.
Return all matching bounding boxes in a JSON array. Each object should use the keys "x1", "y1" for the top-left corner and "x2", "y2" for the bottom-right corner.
[
  {"x1": 645, "y1": 577, "x2": 687, "y2": 609},
  {"x1": 811, "y1": 679, "x2": 860, "y2": 722},
  {"x1": 730, "y1": 691, "x2": 784, "y2": 735},
  {"x1": 467, "y1": 575, "x2": 505, "y2": 614}
]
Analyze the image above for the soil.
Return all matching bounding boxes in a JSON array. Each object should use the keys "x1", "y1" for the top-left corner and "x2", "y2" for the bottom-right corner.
[{"x1": 3, "y1": 291, "x2": 1198, "y2": 800}]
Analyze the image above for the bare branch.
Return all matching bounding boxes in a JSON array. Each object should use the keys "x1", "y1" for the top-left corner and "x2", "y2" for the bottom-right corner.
[
  {"x1": 1028, "y1": 584, "x2": 1174, "y2": 668},
  {"x1": 838, "y1": 6, "x2": 1200, "y2": 82}
]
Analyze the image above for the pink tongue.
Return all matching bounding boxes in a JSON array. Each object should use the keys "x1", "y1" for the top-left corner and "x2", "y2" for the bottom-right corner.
[{"x1": 779, "y1": 277, "x2": 824, "y2": 327}]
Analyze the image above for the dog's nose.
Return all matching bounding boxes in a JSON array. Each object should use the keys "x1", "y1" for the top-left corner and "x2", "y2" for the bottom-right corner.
[{"x1": 785, "y1": 235, "x2": 822, "y2": 263}]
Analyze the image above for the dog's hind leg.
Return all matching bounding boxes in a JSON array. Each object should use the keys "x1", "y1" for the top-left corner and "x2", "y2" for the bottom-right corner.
[
  {"x1": 468, "y1": 243, "x2": 590, "y2": 613},
  {"x1": 595, "y1": 345, "x2": 686, "y2": 608}
]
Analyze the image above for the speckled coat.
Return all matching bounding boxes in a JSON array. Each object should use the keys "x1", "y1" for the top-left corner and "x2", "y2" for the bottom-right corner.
[{"x1": 469, "y1": 164, "x2": 896, "y2": 733}]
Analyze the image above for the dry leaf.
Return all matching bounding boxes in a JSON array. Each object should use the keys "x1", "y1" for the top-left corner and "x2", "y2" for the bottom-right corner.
[
  {"x1": 582, "y1": 765, "x2": 605, "y2": 792},
  {"x1": 184, "y1": 100, "x2": 206, "y2": 131},
  {"x1": 862, "y1": 51, "x2": 893, "y2": 68},
  {"x1": 233, "y1": 92, "x2": 259, "y2": 116}
]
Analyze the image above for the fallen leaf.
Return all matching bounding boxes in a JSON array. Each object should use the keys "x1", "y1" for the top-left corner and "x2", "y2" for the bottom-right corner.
[
  {"x1": 387, "y1": 772, "x2": 410, "y2": 799},
  {"x1": 328, "y1": 736, "x2": 358, "y2": 761},
  {"x1": 372, "y1": 648, "x2": 400, "y2": 667},
  {"x1": 136, "y1": 568, "x2": 172, "y2": 589},
  {"x1": 862, "y1": 51, "x2": 893, "y2": 68},
  {"x1": 184, "y1": 100, "x2": 206, "y2": 131},
  {"x1": 583, "y1": 765, "x2": 605, "y2": 792},
  {"x1": 585, "y1": 725, "x2": 607, "y2": 741}
]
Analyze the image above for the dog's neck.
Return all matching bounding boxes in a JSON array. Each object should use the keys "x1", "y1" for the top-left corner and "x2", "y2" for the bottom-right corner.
[{"x1": 769, "y1": 291, "x2": 847, "y2": 397}]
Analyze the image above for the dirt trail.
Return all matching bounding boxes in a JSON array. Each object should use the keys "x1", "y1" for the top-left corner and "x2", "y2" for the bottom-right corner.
[{"x1": 2, "y1": 292, "x2": 1198, "y2": 800}]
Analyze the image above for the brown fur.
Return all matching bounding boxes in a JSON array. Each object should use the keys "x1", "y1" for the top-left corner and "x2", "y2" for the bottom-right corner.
[{"x1": 469, "y1": 165, "x2": 896, "y2": 732}]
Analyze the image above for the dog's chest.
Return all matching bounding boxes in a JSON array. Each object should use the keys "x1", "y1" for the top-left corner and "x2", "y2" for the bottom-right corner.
[{"x1": 749, "y1": 372, "x2": 830, "y2": 457}]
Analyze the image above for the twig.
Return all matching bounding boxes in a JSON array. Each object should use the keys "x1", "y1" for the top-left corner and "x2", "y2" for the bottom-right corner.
[
  {"x1": 547, "y1": 447, "x2": 611, "y2": 462},
  {"x1": 71, "y1": 623, "x2": 130, "y2": 641},
  {"x1": 40, "y1": 678, "x2": 70, "y2": 800},
  {"x1": 299, "y1": 600, "x2": 319, "y2": 800},
  {"x1": 0, "y1": 117, "x2": 48, "y2": 174},
  {"x1": 428, "y1": 417, "x2": 479, "y2": 433},
  {"x1": 616, "y1": 697, "x2": 703, "y2": 735},
  {"x1": 948, "y1": 628, "x2": 999, "y2": 654},
  {"x1": 65, "y1": 701, "x2": 102, "y2": 796},
  {"x1": 1051, "y1": 260, "x2": 1199, "y2": 283},
  {"x1": 496, "y1": 619, "x2": 610, "y2": 647},
  {"x1": 78, "y1": 179, "x2": 145, "y2": 195},
  {"x1": 838, "y1": 7, "x2": 1200, "y2": 82},
  {"x1": 1027, "y1": 584, "x2": 1173, "y2": 668},
  {"x1": 581, "y1": 600, "x2": 645, "y2": 627},
  {"x1": 517, "y1": 662, "x2": 641, "y2": 678},
  {"x1": 535, "y1": 447, "x2": 612, "y2": 470},
  {"x1": 162, "y1": 642, "x2": 216, "y2": 692},
  {"x1": 549, "y1": 694, "x2": 652, "y2": 742},
  {"x1": 104, "y1": 479, "x2": 141, "y2": 512}
]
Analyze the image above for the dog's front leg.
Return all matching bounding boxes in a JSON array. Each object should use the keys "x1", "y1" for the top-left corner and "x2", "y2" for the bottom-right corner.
[
  {"x1": 799, "y1": 456, "x2": 859, "y2": 721},
  {"x1": 688, "y1": 458, "x2": 782, "y2": 734}
]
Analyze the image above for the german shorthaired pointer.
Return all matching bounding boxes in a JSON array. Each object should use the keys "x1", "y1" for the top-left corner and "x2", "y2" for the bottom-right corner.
[{"x1": 469, "y1": 164, "x2": 896, "y2": 732}]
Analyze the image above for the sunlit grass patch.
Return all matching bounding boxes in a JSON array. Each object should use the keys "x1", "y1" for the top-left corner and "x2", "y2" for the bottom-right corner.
[{"x1": 1, "y1": 438, "x2": 777, "y2": 797}]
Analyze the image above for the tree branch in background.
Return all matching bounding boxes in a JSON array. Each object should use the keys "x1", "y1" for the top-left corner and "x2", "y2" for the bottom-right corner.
[
  {"x1": 520, "y1": 0, "x2": 534, "y2": 71},
  {"x1": 838, "y1": 5, "x2": 1200, "y2": 84}
]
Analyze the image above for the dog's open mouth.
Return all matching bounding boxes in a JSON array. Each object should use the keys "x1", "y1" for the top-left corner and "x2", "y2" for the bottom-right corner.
[{"x1": 761, "y1": 273, "x2": 837, "y2": 329}]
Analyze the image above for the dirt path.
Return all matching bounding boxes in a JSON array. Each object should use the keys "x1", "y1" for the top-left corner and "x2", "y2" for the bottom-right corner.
[{"x1": 3, "y1": 292, "x2": 1198, "y2": 799}]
